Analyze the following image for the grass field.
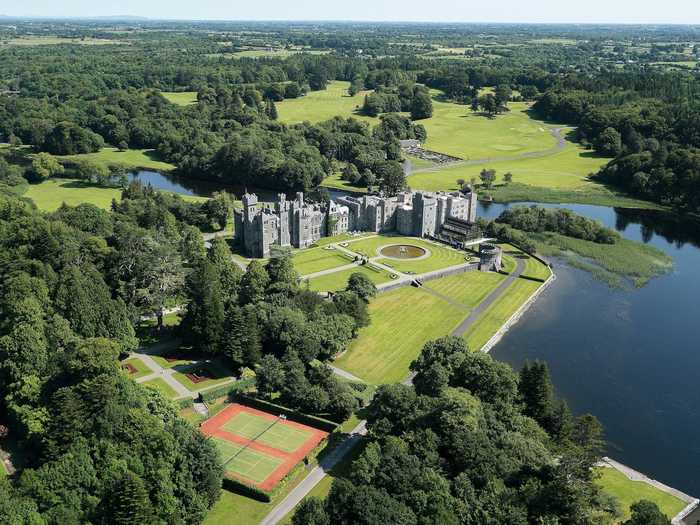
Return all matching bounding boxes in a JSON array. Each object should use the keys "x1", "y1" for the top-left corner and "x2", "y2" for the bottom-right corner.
[
  {"x1": 305, "y1": 264, "x2": 395, "y2": 292},
  {"x1": 334, "y1": 286, "x2": 467, "y2": 383},
  {"x1": 57, "y1": 147, "x2": 176, "y2": 172},
  {"x1": 346, "y1": 235, "x2": 470, "y2": 274},
  {"x1": 162, "y1": 91, "x2": 198, "y2": 106},
  {"x1": 222, "y1": 412, "x2": 313, "y2": 453},
  {"x1": 320, "y1": 171, "x2": 368, "y2": 194},
  {"x1": 292, "y1": 246, "x2": 355, "y2": 275},
  {"x1": 595, "y1": 467, "x2": 687, "y2": 522},
  {"x1": 462, "y1": 278, "x2": 542, "y2": 351},
  {"x1": 408, "y1": 141, "x2": 610, "y2": 192},
  {"x1": 213, "y1": 437, "x2": 284, "y2": 484},
  {"x1": 276, "y1": 81, "x2": 374, "y2": 124},
  {"x1": 142, "y1": 377, "x2": 179, "y2": 399},
  {"x1": 120, "y1": 357, "x2": 153, "y2": 380},
  {"x1": 24, "y1": 177, "x2": 206, "y2": 212},
  {"x1": 424, "y1": 271, "x2": 507, "y2": 308},
  {"x1": 171, "y1": 362, "x2": 233, "y2": 392}
]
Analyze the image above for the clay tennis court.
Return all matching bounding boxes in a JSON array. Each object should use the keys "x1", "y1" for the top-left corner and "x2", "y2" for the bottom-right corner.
[{"x1": 201, "y1": 403, "x2": 329, "y2": 490}]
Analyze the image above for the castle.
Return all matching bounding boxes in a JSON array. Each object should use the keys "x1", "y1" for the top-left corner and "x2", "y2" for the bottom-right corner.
[{"x1": 234, "y1": 189, "x2": 479, "y2": 258}]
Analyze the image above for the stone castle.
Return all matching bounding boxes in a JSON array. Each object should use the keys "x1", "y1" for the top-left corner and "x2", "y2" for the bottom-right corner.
[{"x1": 234, "y1": 189, "x2": 478, "y2": 258}]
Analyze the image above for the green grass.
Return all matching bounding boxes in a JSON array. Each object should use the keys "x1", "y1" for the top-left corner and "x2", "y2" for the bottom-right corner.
[
  {"x1": 595, "y1": 467, "x2": 687, "y2": 523},
  {"x1": 58, "y1": 147, "x2": 176, "y2": 172},
  {"x1": 161, "y1": 92, "x2": 198, "y2": 106},
  {"x1": 531, "y1": 233, "x2": 673, "y2": 287},
  {"x1": 277, "y1": 81, "x2": 374, "y2": 124},
  {"x1": 120, "y1": 357, "x2": 154, "y2": 380},
  {"x1": 320, "y1": 171, "x2": 368, "y2": 194},
  {"x1": 463, "y1": 278, "x2": 542, "y2": 351},
  {"x1": 171, "y1": 362, "x2": 234, "y2": 392},
  {"x1": 142, "y1": 377, "x2": 179, "y2": 399},
  {"x1": 213, "y1": 437, "x2": 283, "y2": 484},
  {"x1": 409, "y1": 141, "x2": 610, "y2": 192},
  {"x1": 222, "y1": 412, "x2": 313, "y2": 453},
  {"x1": 334, "y1": 286, "x2": 467, "y2": 383},
  {"x1": 149, "y1": 353, "x2": 197, "y2": 369},
  {"x1": 304, "y1": 264, "x2": 395, "y2": 292},
  {"x1": 424, "y1": 271, "x2": 507, "y2": 308},
  {"x1": 24, "y1": 177, "x2": 206, "y2": 212},
  {"x1": 520, "y1": 254, "x2": 552, "y2": 281},
  {"x1": 293, "y1": 246, "x2": 355, "y2": 275},
  {"x1": 347, "y1": 235, "x2": 469, "y2": 274},
  {"x1": 405, "y1": 155, "x2": 437, "y2": 170}
]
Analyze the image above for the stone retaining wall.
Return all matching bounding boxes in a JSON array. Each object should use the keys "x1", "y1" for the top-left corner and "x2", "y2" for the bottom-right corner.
[{"x1": 376, "y1": 262, "x2": 479, "y2": 294}]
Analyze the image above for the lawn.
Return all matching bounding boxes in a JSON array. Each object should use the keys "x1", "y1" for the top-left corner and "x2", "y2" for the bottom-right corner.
[
  {"x1": 520, "y1": 254, "x2": 552, "y2": 281},
  {"x1": 320, "y1": 171, "x2": 368, "y2": 194},
  {"x1": 58, "y1": 147, "x2": 176, "y2": 172},
  {"x1": 24, "y1": 177, "x2": 206, "y2": 212},
  {"x1": 346, "y1": 235, "x2": 469, "y2": 274},
  {"x1": 595, "y1": 467, "x2": 687, "y2": 522},
  {"x1": 424, "y1": 271, "x2": 507, "y2": 308},
  {"x1": 408, "y1": 141, "x2": 611, "y2": 192},
  {"x1": 161, "y1": 91, "x2": 198, "y2": 106},
  {"x1": 334, "y1": 286, "x2": 467, "y2": 383},
  {"x1": 171, "y1": 362, "x2": 234, "y2": 392},
  {"x1": 142, "y1": 377, "x2": 179, "y2": 399},
  {"x1": 276, "y1": 81, "x2": 375, "y2": 124},
  {"x1": 213, "y1": 437, "x2": 283, "y2": 484},
  {"x1": 292, "y1": 246, "x2": 355, "y2": 275},
  {"x1": 304, "y1": 264, "x2": 395, "y2": 292},
  {"x1": 462, "y1": 278, "x2": 542, "y2": 351},
  {"x1": 222, "y1": 412, "x2": 313, "y2": 453},
  {"x1": 120, "y1": 357, "x2": 154, "y2": 380},
  {"x1": 149, "y1": 352, "x2": 197, "y2": 369}
]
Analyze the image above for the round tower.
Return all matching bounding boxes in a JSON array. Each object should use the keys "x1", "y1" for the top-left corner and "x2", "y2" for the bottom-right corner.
[{"x1": 479, "y1": 243, "x2": 502, "y2": 272}]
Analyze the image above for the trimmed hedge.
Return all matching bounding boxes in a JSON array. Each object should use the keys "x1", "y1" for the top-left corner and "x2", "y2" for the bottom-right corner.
[
  {"x1": 198, "y1": 378, "x2": 255, "y2": 403},
  {"x1": 232, "y1": 394, "x2": 339, "y2": 433},
  {"x1": 222, "y1": 477, "x2": 271, "y2": 502}
]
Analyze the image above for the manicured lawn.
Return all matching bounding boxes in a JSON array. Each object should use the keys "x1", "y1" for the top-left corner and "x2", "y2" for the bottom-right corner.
[
  {"x1": 150, "y1": 353, "x2": 197, "y2": 369},
  {"x1": 25, "y1": 179, "x2": 123, "y2": 211},
  {"x1": 293, "y1": 246, "x2": 355, "y2": 275},
  {"x1": 277, "y1": 81, "x2": 375, "y2": 124},
  {"x1": 304, "y1": 264, "x2": 395, "y2": 292},
  {"x1": 595, "y1": 467, "x2": 687, "y2": 523},
  {"x1": 408, "y1": 141, "x2": 610, "y2": 192},
  {"x1": 520, "y1": 255, "x2": 552, "y2": 281},
  {"x1": 424, "y1": 271, "x2": 506, "y2": 308},
  {"x1": 346, "y1": 235, "x2": 469, "y2": 274},
  {"x1": 58, "y1": 147, "x2": 176, "y2": 172},
  {"x1": 161, "y1": 91, "x2": 198, "y2": 106},
  {"x1": 204, "y1": 490, "x2": 272, "y2": 525},
  {"x1": 405, "y1": 155, "x2": 436, "y2": 170},
  {"x1": 24, "y1": 177, "x2": 206, "y2": 212},
  {"x1": 142, "y1": 377, "x2": 179, "y2": 399},
  {"x1": 120, "y1": 357, "x2": 154, "y2": 380},
  {"x1": 334, "y1": 286, "x2": 467, "y2": 383},
  {"x1": 171, "y1": 362, "x2": 234, "y2": 392},
  {"x1": 462, "y1": 278, "x2": 542, "y2": 351}
]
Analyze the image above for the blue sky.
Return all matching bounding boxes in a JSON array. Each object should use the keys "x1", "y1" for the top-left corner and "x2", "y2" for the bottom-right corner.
[{"x1": 3, "y1": 0, "x2": 700, "y2": 24}]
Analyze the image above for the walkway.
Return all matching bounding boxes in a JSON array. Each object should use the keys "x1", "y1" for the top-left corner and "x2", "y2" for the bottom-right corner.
[{"x1": 259, "y1": 420, "x2": 367, "y2": 525}]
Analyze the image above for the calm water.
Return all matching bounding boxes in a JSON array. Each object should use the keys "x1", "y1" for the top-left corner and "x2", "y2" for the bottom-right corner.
[
  {"x1": 479, "y1": 201, "x2": 700, "y2": 496},
  {"x1": 139, "y1": 171, "x2": 700, "y2": 494}
]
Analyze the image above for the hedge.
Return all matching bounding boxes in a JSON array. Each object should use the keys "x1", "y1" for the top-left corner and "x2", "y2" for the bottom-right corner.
[
  {"x1": 222, "y1": 477, "x2": 271, "y2": 502},
  {"x1": 232, "y1": 394, "x2": 339, "y2": 433},
  {"x1": 198, "y1": 378, "x2": 255, "y2": 403},
  {"x1": 176, "y1": 397, "x2": 194, "y2": 409}
]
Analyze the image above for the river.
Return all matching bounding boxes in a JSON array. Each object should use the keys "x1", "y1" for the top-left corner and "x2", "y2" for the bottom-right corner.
[{"x1": 135, "y1": 169, "x2": 700, "y2": 495}]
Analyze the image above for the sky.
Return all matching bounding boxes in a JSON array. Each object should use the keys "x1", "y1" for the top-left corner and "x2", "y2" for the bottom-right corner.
[{"x1": 3, "y1": 0, "x2": 700, "y2": 24}]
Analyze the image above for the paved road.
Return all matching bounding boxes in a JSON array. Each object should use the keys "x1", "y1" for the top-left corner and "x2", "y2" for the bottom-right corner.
[
  {"x1": 410, "y1": 127, "x2": 568, "y2": 175},
  {"x1": 451, "y1": 258, "x2": 525, "y2": 337},
  {"x1": 327, "y1": 364, "x2": 364, "y2": 382},
  {"x1": 259, "y1": 420, "x2": 368, "y2": 525}
]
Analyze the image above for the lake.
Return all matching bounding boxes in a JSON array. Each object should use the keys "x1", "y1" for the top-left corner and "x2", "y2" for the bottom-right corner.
[
  {"x1": 137, "y1": 169, "x2": 700, "y2": 495},
  {"x1": 479, "y1": 201, "x2": 700, "y2": 496}
]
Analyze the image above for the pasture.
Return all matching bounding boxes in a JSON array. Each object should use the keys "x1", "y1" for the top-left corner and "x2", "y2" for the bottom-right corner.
[
  {"x1": 276, "y1": 81, "x2": 374, "y2": 124},
  {"x1": 201, "y1": 403, "x2": 328, "y2": 490}
]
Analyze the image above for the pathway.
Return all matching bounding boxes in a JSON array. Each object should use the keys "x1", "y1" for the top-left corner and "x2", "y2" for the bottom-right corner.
[
  {"x1": 259, "y1": 420, "x2": 367, "y2": 525},
  {"x1": 327, "y1": 364, "x2": 364, "y2": 382},
  {"x1": 410, "y1": 127, "x2": 568, "y2": 175}
]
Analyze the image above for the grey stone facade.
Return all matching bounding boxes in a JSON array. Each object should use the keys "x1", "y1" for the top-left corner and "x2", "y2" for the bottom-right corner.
[
  {"x1": 234, "y1": 189, "x2": 478, "y2": 258},
  {"x1": 479, "y1": 243, "x2": 503, "y2": 272}
]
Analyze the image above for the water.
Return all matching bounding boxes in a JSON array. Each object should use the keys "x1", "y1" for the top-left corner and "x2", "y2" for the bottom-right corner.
[
  {"x1": 135, "y1": 172, "x2": 700, "y2": 494},
  {"x1": 478, "y1": 201, "x2": 700, "y2": 496}
]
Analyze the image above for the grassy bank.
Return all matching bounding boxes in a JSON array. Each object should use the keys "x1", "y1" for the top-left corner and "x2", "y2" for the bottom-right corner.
[{"x1": 57, "y1": 147, "x2": 176, "y2": 172}]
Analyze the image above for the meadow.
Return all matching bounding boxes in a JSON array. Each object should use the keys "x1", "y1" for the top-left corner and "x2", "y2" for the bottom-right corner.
[
  {"x1": 595, "y1": 467, "x2": 687, "y2": 522},
  {"x1": 161, "y1": 91, "x2": 199, "y2": 106},
  {"x1": 57, "y1": 147, "x2": 176, "y2": 172},
  {"x1": 276, "y1": 81, "x2": 374, "y2": 124}
]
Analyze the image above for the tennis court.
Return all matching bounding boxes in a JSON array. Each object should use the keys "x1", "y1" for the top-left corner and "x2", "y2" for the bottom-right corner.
[
  {"x1": 221, "y1": 411, "x2": 313, "y2": 453},
  {"x1": 200, "y1": 403, "x2": 329, "y2": 491}
]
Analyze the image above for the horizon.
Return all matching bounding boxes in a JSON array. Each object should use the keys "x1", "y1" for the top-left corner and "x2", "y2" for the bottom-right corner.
[{"x1": 2, "y1": 0, "x2": 700, "y2": 25}]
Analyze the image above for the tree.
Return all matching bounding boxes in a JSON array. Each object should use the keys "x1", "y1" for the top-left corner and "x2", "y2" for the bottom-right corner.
[
  {"x1": 503, "y1": 172, "x2": 513, "y2": 183},
  {"x1": 28, "y1": 152, "x2": 64, "y2": 182},
  {"x1": 410, "y1": 91, "x2": 433, "y2": 120},
  {"x1": 267, "y1": 248, "x2": 298, "y2": 287},
  {"x1": 346, "y1": 272, "x2": 377, "y2": 302},
  {"x1": 623, "y1": 500, "x2": 671, "y2": 525},
  {"x1": 180, "y1": 260, "x2": 225, "y2": 353},
  {"x1": 377, "y1": 161, "x2": 406, "y2": 195},
  {"x1": 73, "y1": 159, "x2": 109, "y2": 185},
  {"x1": 256, "y1": 355, "x2": 286, "y2": 398},
  {"x1": 348, "y1": 78, "x2": 363, "y2": 97},
  {"x1": 494, "y1": 84, "x2": 512, "y2": 109},
  {"x1": 239, "y1": 260, "x2": 270, "y2": 305},
  {"x1": 293, "y1": 497, "x2": 329, "y2": 525},
  {"x1": 206, "y1": 191, "x2": 234, "y2": 230},
  {"x1": 117, "y1": 140, "x2": 129, "y2": 152},
  {"x1": 332, "y1": 291, "x2": 370, "y2": 332},
  {"x1": 265, "y1": 99, "x2": 279, "y2": 120},
  {"x1": 108, "y1": 471, "x2": 153, "y2": 525},
  {"x1": 595, "y1": 127, "x2": 623, "y2": 157},
  {"x1": 479, "y1": 168, "x2": 496, "y2": 188}
]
